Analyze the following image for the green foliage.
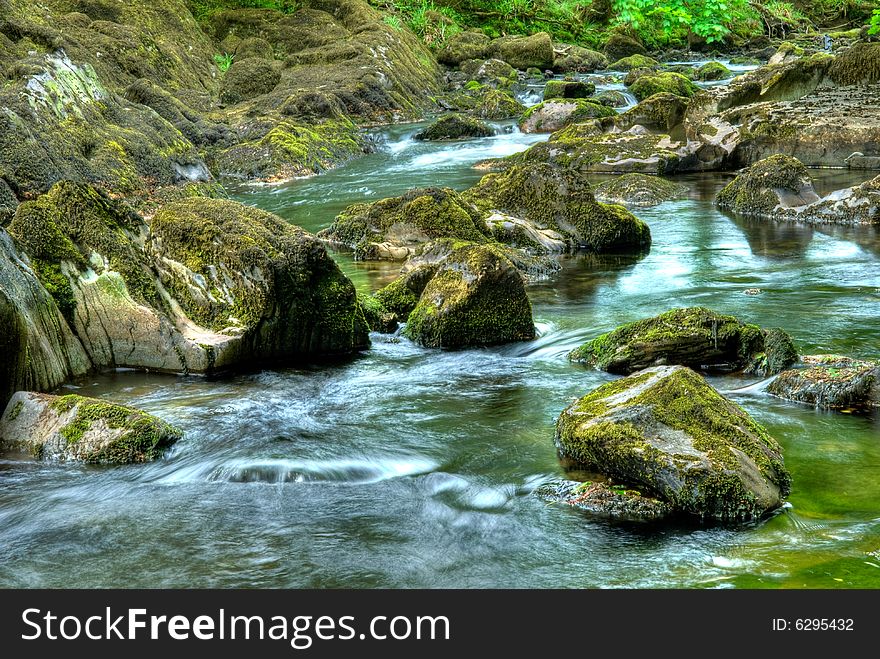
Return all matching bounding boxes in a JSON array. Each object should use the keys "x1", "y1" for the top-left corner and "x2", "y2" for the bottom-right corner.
[
  {"x1": 610, "y1": 0, "x2": 755, "y2": 44},
  {"x1": 870, "y1": 8, "x2": 880, "y2": 35},
  {"x1": 213, "y1": 52, "x2": 234, "y2": 73},
  {"x1": 383, "y1": 14, "x2": 404, "y2": 30}
]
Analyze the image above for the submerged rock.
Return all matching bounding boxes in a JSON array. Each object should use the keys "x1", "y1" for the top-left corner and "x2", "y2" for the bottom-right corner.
[
  {"x1": 0, "y1": 392, "x2": 181, "y2": 464},
  {"x1": 768, "y1": 356, "x2": 879, "y2": 411},
  {"x1": 555, "y1": 365, "x2": 792, "y2": 521},
  {"x1": 414, "y1": 114, "x2": 495, "y2": 141},
  {"x1": 717, "y1": 155, "x2": 880, "y2": 225},
  {"x1": 536, "y1": 479, "x2": 672, "y2": 521},
  {"x1": 403, "y1": 243, "x2": 535, "y2": 349},
  {"x1": 519, "y1": 99, "x2": 614, "y2": 133},
  {"x1": 569, "y1": 307, "x2": 797, "y2": 375},
  {"x1": 594, "y1": 173, "x2": 688, "y2": 207}
]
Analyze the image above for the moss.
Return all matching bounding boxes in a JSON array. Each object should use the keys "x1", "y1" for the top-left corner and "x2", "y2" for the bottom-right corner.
[
  {"x1": 827, "y1": 42, "x2": 880, "y2": 86},
  {"x1": 695, "y1": 61, "x2": 731, "y2": 81},
  {"x1": 716, "y1": 154, "x2": 814, "y2": 216},
  {"x1": 437, "y1": 31, "x2": 491, "y2": 66},
  {"x1": 543, "y1": 80, "x2": 595, "y2": 100},
  {"x1": 489, "y1": 32, "x2": 554, "y2": 70},
  {"x1": 569, "y1": 307, "x2": 785, "y2": 374},
  {"x1": 602, "y1": 33, "x2": 647, "y2": 62},
  {"x1": 218, "y1": 56, "x2": 280, "y2": 104},
  {"x1": 629, "y1": 72, "x2": 698, "y2": 101},
  {"x1": 7, "y1": 399, "x2": 23, "y2": 422},
  {"x1": 607, "y1": 54, "x2": 659, "y2": 71},
  {"x1": 49, "y1": 394, "x2": 181, "y2": 463},
  {"x1": 357, "y1": 292, "x2": 398, "y2": 333},
  {"x1": 593, "y1": 173, "x2": 688, "y2": 207},
  {"x1": 373, "y1": 265, "x2": 437, "y2": 320},
  {"x1": 446, "y1": 84, "x2": 526, "y2": 120},
  {"x1": 31, "y1": 259, "x2": 77, "y2": 324},
  {"x1": 414, "y1": 114, "x2": 494, "y2": 141},
  {"x1": 520, "y1": 98, "x2": 614, "y2": 132}
]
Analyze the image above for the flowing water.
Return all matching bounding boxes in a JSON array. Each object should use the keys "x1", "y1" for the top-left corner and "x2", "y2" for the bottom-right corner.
[{"x1": 2, "y1": 67, "x2": 880, "y2": 589}]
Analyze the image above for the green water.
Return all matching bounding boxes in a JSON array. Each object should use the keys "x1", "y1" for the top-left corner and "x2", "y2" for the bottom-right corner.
[{"x1": 2, "y1": 92, "x2": 879, "y2": 588}]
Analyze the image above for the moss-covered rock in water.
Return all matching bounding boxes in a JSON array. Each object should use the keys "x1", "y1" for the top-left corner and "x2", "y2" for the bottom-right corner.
[
  {"x1": 0, "y1": 392, "x2": 180, "y2": 464},
  {"x1": 593, "y1": 90, "x2": 630, "y2": 108},
  {"x1": 219, "y1": 57, "x2": 281, "y2": 104},
  {"x1": 357, "y1": 293, "x2": 398, "y2": 333},
  {"x1": 768, "y1": 355, "x2": 879, "y2": 411},
  {"x1": 403, "y1": 243, "x2": 535, "y2": 349},
  {"x1": 716, "y1": 155, "x2": 820, "y2": 216},
  {"x1": 318, "y1": 188, "x2": 489, "y2": 260},
  {"x1": 568, "y1": 307, "x2": 797, "y2": 376},
  {"x1": 543, "y1": 80, "x2": 595, "y2": 100},
  {"x1": 552, "y1": 44, "x2": 607, "y2": 73},
  {"x1": 602, "y1": 33, "x2": 647, "y2": 63},
  {"x1": 414, "y1": 114, "x2": 494, "y2": 141},
  {"x1": 150, "y1": 197, "x2": 369, "y2": 358},
  {"x1": 607, "y1": 54, "x2": 659, "y2": 71},
  {"x1": 373, "y1": 265, "x2": 438, "y2": 320},
  {"x1": 630, "y1": 72, "x2": 698, "y2": 101},
  {"x1": 437, "y1": 31, "x2": 491, "y2": 66},
  {"x1": 555, "y1": 365, "x2": 791, "y2": 521},
  {"x1": 460, "y1": 58, "x2": 517, "y2": 88},
  {"x1": 445, "y1": 84, "x2": 526, "y2": 120},
  {"x1": 827, "y1": 42, "x2": 880, "y2": 86},
  {"x1": 535, "y1": 479, "x2": 672, "y2": 521},
  {"x1": 489, "y1": 32, "x2": 554, "y2": 70},
  {"x1": 696, "y1": 61, "x2": 732, "y2": 81},
  {"x1": 616, "y1": 92, "x2": 689, "y2": 132},
  {"x1": 594, "y1": 173, "x2": 688, "y2": 207},
  {"x1": 462, "y1": 163, "x2": 651, "y2": 254},
  {"x1": 519, "y1": 99, "x2": 614, "y2": 133}
]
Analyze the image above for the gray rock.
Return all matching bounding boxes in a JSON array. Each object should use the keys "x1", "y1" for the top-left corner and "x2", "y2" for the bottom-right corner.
[{"x1": 768, "y1": 355, "x2": 879, "y2": 411}]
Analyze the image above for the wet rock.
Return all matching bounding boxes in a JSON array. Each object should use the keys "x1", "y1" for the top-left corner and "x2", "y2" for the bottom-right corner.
[
  {"x1": 768, "y1": 355, "x2": 879, "y2": 411},
  {"x1": 414, "y1": 114, "x2": 495, "y2": 141},
  {"x1": 695, "y1": 61, "x2": 732, "y2": 81},
  {"x1": 460, "y1": 58, "x2": 517, "y2": 88},
  {"x1": 519, "y1": 99, "x2": 614, "y2": 133},
  {"x1": 358, "y1": 293, "x2": 399, "y2": 334},
  {"x1": 438, "y1": 31, "x2": 491, "y2": 66},
  {"x1": 616, "y1": 92, "x2": 689, "y2": 132},
  {"x1": 403, "y1": 243, "x2": 535, "y2": 349},
  {"x1": 593, "y1": 90, "x2": 630, "y2": 108},
  {"x1": 543, "y1": 79, "x2": 595, "y2": 100},
  {"x1": 536, "y1": 479, "x2": 672, "y2": 521},
  {"x1": 489, "y1": 32, "x2": 554, "y2": 70},
  {"x1": 445, "y1": 84, "x2": 526, "y2": 120},
  {"x1": 607, "y1": 54, "x2": 659, "y2": 71},
  {"x1": 630, "y1": 72, "x2": 698, "y2": 101},
  {"x1": 555, "y1": 365, "x2": 791, "y2": 521},
  {"x1": 0, "y1": 392, "x2": 181, "y2": 464},
  {"x1": 568, "y1": 307, "x2": 797, "y2": 375},
  {"x1": 602, "y1": 33, "x2": 647, "y2": 63},
  {"x1": 219, "y1": 57, "x2": 281, "y2": 104},
  {"x1": 373, "y1": 264, "x2": 438, "y2": 319},
  {"x1": 594, "y1": 173, "x2": 688, "y2": 207},
  {"x1": 552, "y1": 44, "x2": 607, "y2": 73}
]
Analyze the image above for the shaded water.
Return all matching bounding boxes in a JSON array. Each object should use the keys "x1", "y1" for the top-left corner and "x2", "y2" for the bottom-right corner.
[{"x1": 2, "y1": 71, "x2": 879, "y2": 589}]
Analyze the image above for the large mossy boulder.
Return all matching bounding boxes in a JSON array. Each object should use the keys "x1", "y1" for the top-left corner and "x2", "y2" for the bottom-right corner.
[
  {"x1": 519, "y1": 99, "x2": 615, "y2": 133},
  {"x1": 555, "y1": 365, "x2": 792, "y2": 521},
  {"x1": 489, "y1": 32, "x2": 554, "y2": 70},
  {"x1": 0, "y1": 392, "x2": 181, "y2": 464},
  {"x1": 553, "y1": 44, "x2": 607, "y2": 73},
  {"x1": 460, "y1": 58, "x2": 517, "y2": 88},
  {"x1": 543, "y1": 80, "x2": 595, "y2": 100},
  {"x1": 696, "y1": 61, "x2": 732, "y2": 81},
  {"x1": 716, "y1": 155, "x2": 819, "y2": 216},
  {"x1": 219, "y1": 57, "x2": 281, "y2": 104},
  {"x1": 569, "y1": 307, "x2": 797, "y2": 375},
  {"x1": 462, "y1": 163, "x2": 651, "y2": 254},
  {"x1": 616, "y1": 92, "x2": 689, "y2": 132},
  {"x1": 446, "y1": 84, "x2": 526, "y2": 120},
  {"x1": 403, "y1": 243, "x2": 535, "y2": 349},
  {"x1": 594, "y1": 173, "x2": 688, "y2": 207},
  {"x1": 318, "y1": 187, "x2": 489, "y2": 260},
  {"x1": 414, "y1": 114, "x2": 494, "y2": 141},
  {"x1": 438, "y1": 31, "x2": 491, "y2": 66},
  {"x1": 603, "y1": 33, "x2": 647, "y2": 62},
  {"x1": 607, "y1": 54, "x2": 659, "y2": 71},
  {"x1": 768, "y1": 355, "x2": 879, "y2": 411},
  {"x1": 630, "y1": 72, "x2": 699, "y2": 101}
]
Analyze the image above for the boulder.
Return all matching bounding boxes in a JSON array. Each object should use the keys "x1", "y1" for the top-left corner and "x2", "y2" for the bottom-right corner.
[
  {"x1": 616, "y1": 92, "x2": 689, "y2": 132},
  {"x1": 219, "y1": 57, "x2": 281, "y2": 104},
  {"x1": 717, "y1": 155, "x2": 880, "y2": 225},
  {"x1": 543, "y1": 80, "x2": 595, "y2": 100},
  {"x1": 460, "y1": 58, "x2": 517, "y2": 88},
  {"x1": 607, "y1": 54, "x2": 659, "y2": 71},
  {"x1": 0, "y1": 392, "x2": 181, "y2": 464},
  {"x1": 594, "y1": 173, "x2": 688, "y2": 207},
  {"x1": 519, "y1": 99, "x2": 614, "y2": 133},
  {"x1": 403, "y1": 243, "x2": 535, "y2": 348},
  {"x1": 630, "y1": 72, "x2": 699, "y2": 101},
  {"x1": 235, "y1": 37, "x2": 274, "y2": 60},
  {"x1": 767, "y1": 355, "x2": 879, "y2": 411},
  {"x1": 553, "y1": 44, "x2": 607, "y2": 73},
  {"x1": 569, "y1": 307, "x2": 797, "y2": 375},
  {"x1": 555, "y1": 365, "x2": 792, "y2": 520},
  {"x1": 602, "y1": 33, "x2": 647, "y2": 63},
  {"x1": 438, "y1": 31, "x2": 491, "y2": 66},
  {"x1": 414, "y1": 114, "x2": 495, "y2": 141},
  {"x1": 318, "y1": 187, "x2": 489, "y2": 260},
  {"x1": 446, "y1": 84, "x2": 526, "y2": 120},
  {"x1": 489, "y1": 32, "x2": 554, "y2": 70},
  {"x1": 358, "y1": 293, "x2": 399, "y2": 333},
  {"x1": 536, "y1": 479, "x2": 672, "y2": 521},
  {"x1": 373, "y1": 265, "x2": 438, "y2": 319},
  {"x1": 593, "y1": 90, "x2": 630, "y2": 108},
  {"x1": 695, "y1": 61, "x2": 732, "y2": 81}
]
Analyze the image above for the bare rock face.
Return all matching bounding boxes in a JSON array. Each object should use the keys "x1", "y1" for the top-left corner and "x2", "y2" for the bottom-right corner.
[{"x1": 0, "y1": 392, "x2": 181, "y2": 464}]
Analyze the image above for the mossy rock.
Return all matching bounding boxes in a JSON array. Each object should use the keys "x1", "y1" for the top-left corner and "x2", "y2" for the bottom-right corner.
[
  {"x1": 553, "y1": 44, "x2": 607, "y2": 73},
  {"x1": 318, "y1": 187, "x2": 489, "y2": 260},
  {"x1": 403, "y1": 243, "x2": 535, "y2": 349},
  {"x1": 568, "y1": 307, "x2": 797, "y2": 376},
  {"x1": 357, "y1": 293, "x2": 398, "y2": 333},
  {"x1": 460, "y1": 58, "x2": 517, "y2": 88},
  {"x1": 593, "y1": 90, "x2": 629, "y2": 108},
  {"x1": 616, "y1": 92, "x2": 689, "y2": 132},
  {"x1": 150, "y1": 197, "x2": 369, "y2": 357},
  {"x1": 489, "y1": 32, "x2": 554, "y2": 70},
  {"x1": 607, "y1": 54, "x2": 659, "y2": 71},
  {"x1": 0, "y1": 391, "x2": 181, "y2": 464},
  {"x1": 373, "y1": 265, "x2": 438, "y2": 320},
  {"x1": 716, "y1": 155, "x2": 820, "y2": 217},
  {"x1": 695, "y1": 61, "x2": 732, "y2": 81},
  {"x1": 623, "y1": 66, "x2": 656, "y2": 86},
  {"x1": 543, "y1": 80, "x2": 595, "y2": 100},
  {"x1": 414, "y1": 114, "x2": 494, "y2": 141},
  {"x1": 446, "y1": 84, "x2": 526, "y2": 120},
  {"x1": 630, "y1": 72, "x2": 698, "y2": 101},
  {"x1": 219, "y1": 57, "x2": 281, "y2": 104},
  {"x1": 767, "y1": 355, "x2": 879, "y2": 411},
  {"x1": 462, "y1": 162, "x2": 651, "y2": 254},
  {"x1": 536, "y1": 479, "x2": 672, "y2": 521},
  {"x1": 438, "y1": 30, "x2": 491, "y2": 66},
  {"x1": 519, "y1": 98, "x2": 614, "y2": 133},
  {"x1": 594, "y1": 173, "x2": 688, "y2": 207},
  {"x1": 555, "y1": 365, "x2": 791, "y2": 521},
  {"x1": 602, "y1": 33, "x2": 647, "y2": 63},
  {"x1": 827, "y1": 42, "x2": 880, "y2": 86},
  {"x1": 235, "y1": 37, "x2": 274, "y2": 61}
]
